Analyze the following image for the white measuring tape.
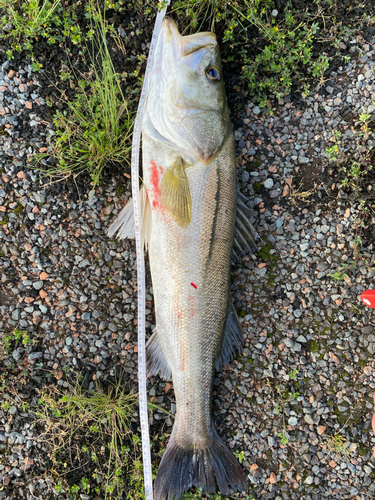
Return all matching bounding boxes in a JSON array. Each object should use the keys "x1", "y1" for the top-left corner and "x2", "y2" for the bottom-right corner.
[{"x1": 131, "y1": 3, "x2": 170, "y2": 499}]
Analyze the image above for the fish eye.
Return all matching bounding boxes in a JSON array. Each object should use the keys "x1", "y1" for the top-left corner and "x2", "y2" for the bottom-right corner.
[{"x1": 205, "y1": 66, "x2": 220, "y2": 82}]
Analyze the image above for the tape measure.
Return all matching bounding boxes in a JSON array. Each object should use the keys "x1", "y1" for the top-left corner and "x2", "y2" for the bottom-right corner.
[{"x1": 131, "y1": 3, "x2": 170, "y2": 499}]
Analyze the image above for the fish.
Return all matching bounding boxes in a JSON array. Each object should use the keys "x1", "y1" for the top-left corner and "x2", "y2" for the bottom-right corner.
[{"x1": 108, "y1": 17, "x2": 258, "y2": 500}]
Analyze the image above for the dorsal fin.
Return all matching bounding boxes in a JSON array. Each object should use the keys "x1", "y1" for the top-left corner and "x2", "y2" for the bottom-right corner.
[{"x1": 233, "y1": 190, "x2": 260, "y2": 259}]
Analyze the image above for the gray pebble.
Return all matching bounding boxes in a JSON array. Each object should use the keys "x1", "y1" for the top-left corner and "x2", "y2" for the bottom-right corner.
[{"x1": 33, "y1": 281, "x2": 43, "y2": 290}]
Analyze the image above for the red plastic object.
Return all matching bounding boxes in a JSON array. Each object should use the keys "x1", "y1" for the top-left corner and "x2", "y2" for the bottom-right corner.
[{"x1": 361, "y1": 290, "x2": 375, "y2": 308}]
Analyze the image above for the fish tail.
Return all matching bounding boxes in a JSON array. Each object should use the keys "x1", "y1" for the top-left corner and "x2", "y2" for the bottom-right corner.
[{"x1": 154, "y1": 426, "x2": 247, "y2": 500}]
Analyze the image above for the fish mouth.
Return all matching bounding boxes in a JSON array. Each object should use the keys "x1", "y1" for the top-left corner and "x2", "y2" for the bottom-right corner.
[{"x1": 163, "y1": 17, "x2": 217, "y2": 56}]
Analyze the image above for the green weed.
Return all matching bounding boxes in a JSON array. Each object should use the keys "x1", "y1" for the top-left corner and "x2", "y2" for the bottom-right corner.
[
  {"x1": 0, "y1": 328, "x2": 34, "y2": 358},
  {"x1": 234, "y1": 449, "x2": 245, "y2": 464},
  {"x1": 277, "y1": 430, "x2": 288, "y2": 445},
  {"x1": 35, "y1": 0, "x2": 132, "y2": 192},
  {"x1": 0, "y1": 0, "x2": 83, "y2": 67},
  {"x1": 36, "y1": 374, "x2": 139, "y2": 499},
  {"x1": 326, "y1": 433, "x2": 352, "y2": 459},
  {"x1": 330, "y1": 243, "x2": 375, "y2": 283},
  {"x1": 326, "y1": 113, "x2": 374, "y2": 193},
  {"x1": 288, "y1": 368, "x2": 299, "y2": 380}
]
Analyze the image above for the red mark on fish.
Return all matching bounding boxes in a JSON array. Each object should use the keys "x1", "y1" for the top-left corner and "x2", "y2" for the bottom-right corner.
[
  {"x1": 150, "y1": 160, "x2": 163, "y2": 209},
  {"x1": 190, "y1": 282, "x2": 197, "y2": 289},
  {"x1": 188, "y1": 294, "x2": 195, "y2": 318}
]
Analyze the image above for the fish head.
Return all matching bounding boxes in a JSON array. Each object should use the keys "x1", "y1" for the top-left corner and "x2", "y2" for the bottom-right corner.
[{"x1": 147, "y1": 17, "x2": 230, "y2": 164}]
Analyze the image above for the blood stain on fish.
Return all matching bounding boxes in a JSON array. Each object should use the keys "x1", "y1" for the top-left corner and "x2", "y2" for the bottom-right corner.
[
  {"x1": 188, "y1": 294, "x2": 195, "y2": 318},
  {"x1": 150, "y1": 159, "x2": 163, "y2": 209}
]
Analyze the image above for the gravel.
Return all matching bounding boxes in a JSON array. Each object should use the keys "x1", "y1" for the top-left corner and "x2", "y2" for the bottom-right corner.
[{"x1": 0, "y1": 29, "x2": 375, "y2": 500}]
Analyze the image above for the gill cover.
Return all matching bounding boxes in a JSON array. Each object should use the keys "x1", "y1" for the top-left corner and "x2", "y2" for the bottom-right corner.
[{"x1": 145, "y1": 17, "x2": 229, "y2": 164}]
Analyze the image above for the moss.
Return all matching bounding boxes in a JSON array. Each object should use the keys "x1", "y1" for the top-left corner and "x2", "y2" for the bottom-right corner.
[
  {"x1": 359, "y1": 358, "x2": 368, "y2": 368},
  {"x1": 358, "y1": 443, "x2": 367, "y2": 457},
  {"x1": 258, "y1": 243, "x2": 279, "y2": 286},
  {"x1": 259, "y1": 243, "x2": 278, "y2": 264},
  {"x1": 41, "y1": 247, "x2": 53, "y2": 257},
  {"x1": 116, "y1": 184, "x2": 125, "y2": 198},
  {"x1": 237, "y1": 308, "x2": 246, "y2": 318},
  {"x1": 310, "y1": 340, "x2": 320, "y2": 352},
  {"x1": 0, "y1": 215, "x2": 9, "y2": 225},
  {"x1": 246, "y1": 157, "x2": 262, "y2": 172},
  {"x1": 13, "y1": 203, "x2": 24, "y2": 216},
  {"x1": 350, "y1": 408, "x2": 364, "y2": 426},
  {"x1": 268, "y1": 272, "x2": 276, "y2": 286},
  {"x1": 334, "y1": 407, "x2": 347, "y2": 426},
  {"x1": 253, "y1": 182, "x2": 263, "y2": 192}
]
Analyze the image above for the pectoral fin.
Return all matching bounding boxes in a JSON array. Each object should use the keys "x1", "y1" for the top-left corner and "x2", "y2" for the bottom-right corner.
[
  {"x1": 107, "y1": 186, "x2": 151, "y2": 250},
  {"x1": 160, "y1": 159, "x2": 192, "y2": 227}
]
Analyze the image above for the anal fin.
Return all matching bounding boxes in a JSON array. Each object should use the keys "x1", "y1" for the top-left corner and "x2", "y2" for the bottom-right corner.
[
  {"x1": 215, "y1": 303, "x2": 243, "y2": 371},
  {"x1": 146, "y1": 330, "x2": 172, "y2": 381}
]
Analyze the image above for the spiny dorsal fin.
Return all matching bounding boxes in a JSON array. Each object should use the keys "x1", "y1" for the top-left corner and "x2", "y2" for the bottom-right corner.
[
  {"x1": 160, "y1": 159, "x2": 192, "y2": 227},
  {"x1": 233, "y1": 190, "x2": 260, "y2": 259}
]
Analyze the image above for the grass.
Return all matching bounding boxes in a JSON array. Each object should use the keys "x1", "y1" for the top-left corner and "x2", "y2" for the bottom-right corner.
[
  {"x1": 265, "y1": 372, "x2": 301, "y2": 446},
  {"x1": 325, "y1": 113, "x2": 375, "y2": 193},
  {"x1": 36, "y1": 374, "x2": 141, "y2": 499},
  {"x1": 34, "y1": 0, "x2": 133, "y2": 193},
  {"x1": 324, "y1": 113, "x2": 375, "y2": 226},
  {"x1": 326, "y1": 433, "x2": 352, "y2": 459},
  {"x1": 0, "y1": 328, "x2": 35, "y2": 360},
  {"x1": 0, "y1": 0, "x2": 83, "y2": 69}
]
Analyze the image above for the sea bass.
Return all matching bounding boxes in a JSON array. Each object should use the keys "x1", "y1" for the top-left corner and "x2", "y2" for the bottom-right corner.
[{"x1": 109, "y1": 17, "x2": 257, "y2": 500}]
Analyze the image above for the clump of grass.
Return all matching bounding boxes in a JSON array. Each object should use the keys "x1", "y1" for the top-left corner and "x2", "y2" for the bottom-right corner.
[
  {"x1": 324, "y1": 112, "x2": 375, "y2": 245},
  {"x1": 36, "y1": 0, "x2": 132, "y2": 192},
  {"x1": 36, "y1": 374, "x2": 140, "y2": 499},
  {"x1": 0, "y1": 328, "x2": 35, "y2": 360},
  {"x1": 0, "y1": 0, "x2": 83, "y2": 68},
  {"x1": 325, "y1": 113, "x2": 374, "y2": 192},
  {"x1": 326, "y1": 433, "x2": 352, "y2": 459},
  {"x1": 233, "y1": 1, "x2": 329, "y2": 105}
]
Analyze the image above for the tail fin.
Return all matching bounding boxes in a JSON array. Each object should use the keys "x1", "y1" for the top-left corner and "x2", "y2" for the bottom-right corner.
[{"x1": 154, "y1": 427, "x2": 247, "y2": 500}]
